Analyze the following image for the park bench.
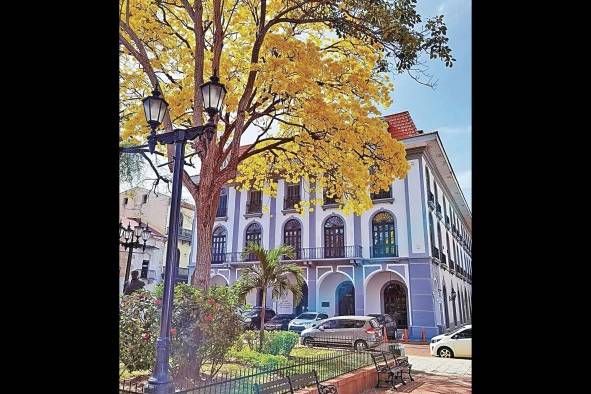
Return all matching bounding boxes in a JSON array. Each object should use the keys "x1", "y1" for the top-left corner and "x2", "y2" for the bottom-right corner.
[
  {"x1": 383, "y1": 350, "x2": 413, "y2": 383},
  {"x1": 253, "y1": 369, "x2": 338, "y2": 394},
  {"x1": 370, "y1": 350, "x2": 414, "y2": 390},
  {"x1": 289, "y1": 370, "x2": 338, "y2": 394}
]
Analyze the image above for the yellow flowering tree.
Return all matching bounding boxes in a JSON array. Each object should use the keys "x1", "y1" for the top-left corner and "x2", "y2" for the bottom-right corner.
[{"x1": 119, "y1": 0, "x2": 454, "y2": 288}]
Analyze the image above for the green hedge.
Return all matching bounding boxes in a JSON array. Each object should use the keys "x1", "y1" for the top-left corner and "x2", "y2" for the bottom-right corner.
[{"x1": 262, "y1": 331, "x2": 300, "y2": 356}]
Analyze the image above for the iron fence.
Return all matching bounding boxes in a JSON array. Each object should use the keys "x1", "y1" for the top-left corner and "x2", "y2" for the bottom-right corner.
[{"x1": 120, "y1": 340, "x2": 375, "y2": 393}]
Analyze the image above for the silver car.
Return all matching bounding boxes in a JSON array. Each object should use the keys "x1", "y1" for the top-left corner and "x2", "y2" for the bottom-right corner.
[{"x1": 300, "y1": 316, "x2": 383, "y2": 350}]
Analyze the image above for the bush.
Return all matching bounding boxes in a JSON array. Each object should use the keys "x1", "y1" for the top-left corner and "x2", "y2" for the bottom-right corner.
[
  {"x1": 227, "y1": 347, "x2": 288, "y2": 370},
  {"x1": 261, "y1": 331, "x2": 300, "y2": 356},
  {"x1": 120, "y1": 283, "x2": 243, "y2": 384},
  {"x1": 119, "y1": 290, "x2": 160, "y2": 371}
]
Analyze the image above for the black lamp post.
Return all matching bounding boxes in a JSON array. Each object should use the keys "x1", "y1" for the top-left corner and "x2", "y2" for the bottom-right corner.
[
  {"x1": 144, "y1": 77, "x2": 226, "y2": 394},
  {"x1": 120, "y1": 220, "x2": 151, "y2": 290}
]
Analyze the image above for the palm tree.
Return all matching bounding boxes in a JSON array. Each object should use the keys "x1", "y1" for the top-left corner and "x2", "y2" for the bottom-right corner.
[{"x1": 236, "y1": 243, "x2": 306, "y2": 351}]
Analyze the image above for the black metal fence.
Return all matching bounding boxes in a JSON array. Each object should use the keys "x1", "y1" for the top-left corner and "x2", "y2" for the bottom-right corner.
[{"x1": 120, "y1": 340, "x2": 375, "y2": 393}]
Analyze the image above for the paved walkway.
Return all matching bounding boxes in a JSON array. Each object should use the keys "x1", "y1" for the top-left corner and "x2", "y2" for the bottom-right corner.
[
  {"x1": 408, "y1": 356, "x2": 471, "y2": 377},
  {"x1": 359, "y1": 371, "x2": 472, "y2": 394}
]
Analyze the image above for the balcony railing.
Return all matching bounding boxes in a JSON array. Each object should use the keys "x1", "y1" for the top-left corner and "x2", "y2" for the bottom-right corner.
[
  {"x1": 371, "y1": 188, "x2": 392, "y2": 201},
  {"x1": 246, "y1": 201, "x2": 262, "y2": 214},
  {"x1": 432, "y1": 246, "x2": 440, "y2": 260},
  {"x1": 370, "y1": 245, "x2": 399, "y2": 258},
  {"x1": 283, "y1": 197, "x2": 300, "y2": 210},
  {"x1": 435, "y1": 204, "x2": 442, "y2": 218},
  {"x1": 161, "y1": 267, "x2": 189, "y2": 283},
  {"x1": 178, "y1": 228, "x2": 193, "y2": 241},
  {"x1": 445, "y1": 216, "x2": 451, "y2": 229},
  {"x1": 225, "y1": 246, "x2": 363, "y2": 262},
  {"x1": 216, "y1": 195, "x2": 228, "y2": 217},
  {"x1": 427, "y1": 192, "x2": 435, "y2": 209}
]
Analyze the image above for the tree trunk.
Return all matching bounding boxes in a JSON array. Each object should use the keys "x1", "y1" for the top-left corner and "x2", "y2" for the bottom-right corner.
[{"x1": 258, "y1": 289, "x2": 267, "y2": 352}]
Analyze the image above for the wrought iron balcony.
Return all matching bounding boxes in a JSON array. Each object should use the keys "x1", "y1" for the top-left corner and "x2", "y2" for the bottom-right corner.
[
  {"x1": 427, "y1": 192, "x2": 435, "y2": 210},
  {"x1": 212, "y1": 252, "x2": 233, "y2": 265},
  {"x1": 370, "y1": 245, "x2": 399, "y2": 258},
  {"x1": 228, "y1": 245, "x2": 363, "y2": 262},
  {"x1": 246, "y1": 200, "x2": 262, "y2": 214},
  {"x1": 161, "y1": 267, "x2": 189, "y2": 283},
  {"x1": 432, "y1": 246, "x2": 440, "y2": 260},
  {"x1": 371, "y1": 187, "x2": 392, "y2": 201},
  {"x1": 283, "y1": 197, "x2": 300, "y2": 210},
  {"x1": 178, "y1": 228, "x2": 193, "y2": 241}
]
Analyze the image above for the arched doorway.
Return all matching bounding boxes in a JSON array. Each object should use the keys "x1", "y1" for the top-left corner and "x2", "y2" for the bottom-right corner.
[
  {"x1": 442, "y1": 285, "x2": 450, "y2": 328},
  {"x1": 210, "y1": 274, "x2": 229, "y2": 287},
  {"x1": 212, "y1": 227, "x2": 227, "y2": 264},
  {"x1": 336, "y1": 281, "x2": 355, "y2": 316},
  {"x1": 283, "y1": 219, "x2": 302, "y2": 259},
  {"x1": 295, "y1": 282, "x2": 309, "y2": 315},
  {"x1": 382, "y1": 281, "x2": 408, "y2": 329}
]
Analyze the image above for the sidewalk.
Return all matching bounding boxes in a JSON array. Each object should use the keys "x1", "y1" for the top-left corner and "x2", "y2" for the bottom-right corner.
[{"x1": 359, "y1": 371, "x2": 472, "y2": 394}]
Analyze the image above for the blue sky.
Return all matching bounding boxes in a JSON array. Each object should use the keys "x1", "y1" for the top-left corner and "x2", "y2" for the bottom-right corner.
[{"x1": 384, "y1": 0, "x2": 472, "y2": 208}]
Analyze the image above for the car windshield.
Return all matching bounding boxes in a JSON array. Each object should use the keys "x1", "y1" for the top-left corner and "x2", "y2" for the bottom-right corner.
[
  {"x1": 272, "y1": 315, "x2": 294, "y2": 321},
  {"x1": 243, "y1": 310, "x2": 261, "y2": 317},
  {"x1": 296, "y1": 313, "x2": 317, "y2": 320},
  {"x1": 446, "y1": 326, "x2": 466, "y2": 336}
]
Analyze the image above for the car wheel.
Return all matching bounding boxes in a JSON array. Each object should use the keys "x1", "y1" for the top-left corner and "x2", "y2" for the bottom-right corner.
[
  {"x1": 438, "y1": 347, "x2": 454, "y2": 358},
  {"x1": 354, "y1": 340, "x2": 368, "y2": 351},
  {"x1": 303, "y1": 337, "x2": 313, "y2": 347}
]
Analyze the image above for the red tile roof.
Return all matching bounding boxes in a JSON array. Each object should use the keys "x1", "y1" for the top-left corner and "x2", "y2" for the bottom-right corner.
[{"x1": 383, "y1": 111, "x2": 420, "y2": 140}]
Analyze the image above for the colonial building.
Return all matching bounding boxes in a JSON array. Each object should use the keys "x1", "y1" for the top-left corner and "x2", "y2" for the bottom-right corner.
[
  {"x1": 119, "y1": 187, "x2": 196, "y2": 291},
  {"x1": 187, "y1": 112, "x2": 472, "y2": 340}
]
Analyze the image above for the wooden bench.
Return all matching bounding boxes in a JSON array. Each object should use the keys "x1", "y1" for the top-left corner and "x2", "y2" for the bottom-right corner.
[
  {"x1": 383, "y1": 351, "x2": 414, "y2": 384},
  {"x1": 253, "y1": 369, "x2": 338, "y2": 394},
  {"x1": 289, "y1": 370, "x2": 338, "y2": 394},
  {"x1": 253, "y1": 376, "x2": 293, "y2": 394}
]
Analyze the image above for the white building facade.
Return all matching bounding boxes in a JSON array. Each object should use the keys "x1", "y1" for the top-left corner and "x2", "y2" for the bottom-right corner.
[{"x1": 187, "y1": 112, "x2": 472, "y2": 340}]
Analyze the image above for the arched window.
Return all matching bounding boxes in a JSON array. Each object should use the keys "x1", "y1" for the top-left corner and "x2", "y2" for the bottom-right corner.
[
  {"x1": 283, "y1": 219, "x2": 302, "y2": 259},
  {"x1": 372, "y1": 211, "x2": 396, "y2": 257},
  {"x1": 212, "y1": 227, "x2": 227, "y2": 264},
  {"x1": 245, "y1": 222, "x2": 262, "y2": 261},
  {"x1": 324, "y1": 216, "x2": 344, "y2": 258}
]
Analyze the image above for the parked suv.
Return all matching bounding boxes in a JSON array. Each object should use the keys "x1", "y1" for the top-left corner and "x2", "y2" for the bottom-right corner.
[
  {"x1": 241, "y1": 307, "x2": 276, "y2": 330},
  {"x1": 300, "y1": 316, "x2": 383, "y2": 350},
  {"x1": 288, "y1": 312, "x2": 329, "y2": 333},
  {"x1": 367, "y1": 314, "x2": 397, "y2": 340},
  {"x1": 430, "y1": 324, "x2": 472, "y2": 358}
]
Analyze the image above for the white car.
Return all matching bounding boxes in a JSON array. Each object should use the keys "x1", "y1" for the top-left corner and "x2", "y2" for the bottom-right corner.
[{"x1": 430, "y1": 324, "x2": 471, "y2": 358}]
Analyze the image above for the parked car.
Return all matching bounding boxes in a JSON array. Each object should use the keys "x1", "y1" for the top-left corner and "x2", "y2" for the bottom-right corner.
[
  {"x1": 430, "y1": 324, "x2": 471, "y2": 358},
  {"x1": 367, "y1": 313, "x2": 397, "y2": 340},
  {"x1": 288, "y1": 312, "x2": 329, "y2": 333},
  {"x1": 241, "y1": 307, "x2": 276, "y2": 330},
  {"x1": 300, "y1": 316, "x2": 383, "y2": 350},
  {"x1": 264, "y1": 314, "x2": 296, "y2": 331}
]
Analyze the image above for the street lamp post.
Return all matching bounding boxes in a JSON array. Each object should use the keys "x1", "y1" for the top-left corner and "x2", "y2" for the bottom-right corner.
[
  {"x1": 143, "y1": 76, "x2": 226, "y2": 394},
  {"x1": 120, "y1": 220, "x2": 151, "y2": 291}
]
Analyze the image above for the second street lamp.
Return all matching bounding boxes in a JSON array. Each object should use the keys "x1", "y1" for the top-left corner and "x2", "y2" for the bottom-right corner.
[
  {"x1": 144, "y1": 77, "x2": 226, "y2": 394},
  {"x1": 120, "y1": 220, "x2": 151, "y2": 291}
]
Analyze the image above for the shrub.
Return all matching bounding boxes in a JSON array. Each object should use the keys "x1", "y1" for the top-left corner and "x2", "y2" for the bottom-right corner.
[
  {"x1": 261, "y1": 331, "x2": 300, "y2": 356},
  {"x1": 227, "y1": 347, "x2": 288, "y2": 370},
  {"x1": 120, "y1": 283, "x2": 243, "y2": 384},
  {"x1": 119, "y1": 290, "x2": 160, "y2": 371}
]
